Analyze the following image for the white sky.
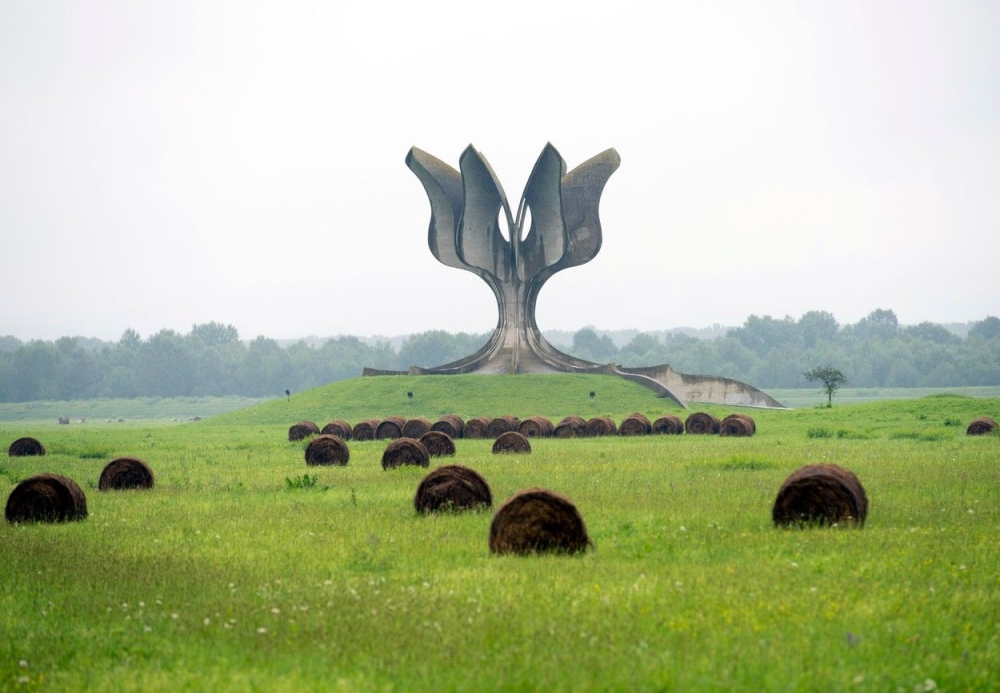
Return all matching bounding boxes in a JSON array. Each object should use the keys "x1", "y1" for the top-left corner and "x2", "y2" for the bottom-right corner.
[{"x1": 1, "y1": 0, "x2": 998, "y2": 342}]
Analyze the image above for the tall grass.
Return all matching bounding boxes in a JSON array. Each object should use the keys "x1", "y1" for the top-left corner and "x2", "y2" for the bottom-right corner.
[{"x1": 1, "y1": 377, "x2": 998, "y2": 691}]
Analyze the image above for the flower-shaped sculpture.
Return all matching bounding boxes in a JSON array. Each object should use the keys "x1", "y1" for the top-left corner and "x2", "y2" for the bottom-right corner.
[
  {"x1": 364, "y1": 143, "x2": 784, "y2": 409},
  {"x1": 405, "y1": 143, "x2": 620, "y2": 376}
]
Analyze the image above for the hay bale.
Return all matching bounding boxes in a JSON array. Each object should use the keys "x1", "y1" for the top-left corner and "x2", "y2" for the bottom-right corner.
[
  {"x1": 381, "y1": 437, "x2": 430, "y2": 470},
  {"x1": 8, "y1": 437, "x2": 45, "y2": 457},
  {"x1": 288, "y1": 421, "x2": 319, "y2": 441},
  {"x1": 463, "y1": 416, "x2": 492, "y2": 439},
  {"x1": 489, "y1": 488, "x2": 591, "y2": 555},
  {"x1": 966, "y1": 416, "x2": 998, "y2": 436},
  {"x1": 518, "y1": 416, "x2": 553, "y2": 438},
  {"x1": 553, "y1": 416, "x2": 586, "y2": 438},
  {"x1": 487, "y1": 415, "x2": 521, "y2": 439},
  {"x1": 772, "y1": 464, "x2": 868, "y2": 527},
  {"x1": 351, "y1": 419, "x2": 380, "y2": 441},
  {"x1": 652, "y1": 415, "x2": 684, "y2": 435},
  {"x1": 720, "y1": 413, "x2": 756, "y2": 437},
  {"x1": 376, "y1": 415, "x2": 407, "y2": 440},
  {"x1": 402, "y1": 417, "x2": 433, "y2": 439},
  {"x1": 431, "y1": 414, "x2": 465, "y2": 439},
  {"x1": 492, "y1": 431, "x2": 531, "y2": 454},
  {"x1": 98, "y1": 457, "x2": 155, "y2": 491},
  {"x1": 321, "y1": 420, "x2": 352, "y2": 439},
  {"x1": 58, "y1": 416, "x2": 70, "y2": 425},
  {"x1": 419, "y1": 430, "x2": 456, "y2": 457},
  {"x1": 584, "y1": 416, "x2": 617, "y2": 437},
  {"x1": 5, "y1": 473, "x2": 88, "y2": 523},
  {"x1": 414, "y1": 464, "x2": 491, "y2": 513},
  {"x1": 685, "y1": 412, "x2": 722, "y2": 435},
  {"x1": 305, "y1": 434, "x2": 350, "y2": 466},
  {"x1": 618, "y1": 413, "x2": 652, "y2": 436}
]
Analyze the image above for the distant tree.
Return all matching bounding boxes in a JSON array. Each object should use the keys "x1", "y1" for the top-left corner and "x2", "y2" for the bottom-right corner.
[
  {"x1": 190, "y1": 322, "x2": 240, "y2": 346},
  {"x1": 804, "y1": 366, "x2": 847, "y2": 407},
  {"x1": 968, "y1": 316, "x2": 1000, "y2": 341},
  {"x1": 118, "y1": 328, "x2": 142, "y2": 349},
  {"x1": 853, "y1": 308, "x2": 899, "y2": 340},
  {"x1": 571, "y1": 327, "x2": 618, "y2": 363}
]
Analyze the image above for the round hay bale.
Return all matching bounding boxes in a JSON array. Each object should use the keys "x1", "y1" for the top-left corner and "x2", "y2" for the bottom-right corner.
[
  {"x1": 305, "y1": 434, "x2": 350, "y2": 466},
  {"x1": 966, "y1": 416, "x2": 998, "y2": 436},
  {"x1": 487, "y1": 415, "x2": 520, "y2": 439},
  {"x1": 5, "y1": 473, "x2": 88, "y2": 523},
  {"x1": 414, "y1": 464, "x2": 492, "y2": 513},
  {"x1": 772, "y1": 464, "x2": 868, "y2": 527},
  {"x1": 584, "y1": 416, "x2": 617, "y2": 437},
  {"x1": 431, "y1": 414, "x2": 465, "y2": 439},
  {"x1": 381, "y1": 438, "x2": 430, "y2": 470},
  {"x1": 720, "y1": 413, "x2": 756, "y2": 437},
  {"x1": 419, "y1": 430, "x2": 456, "y2": 457},
  {"x1": 492, "y1": 431, "x2": 531, "y2": 454},
  {"x1": 288, "y1": 421, "x2": 319, "y2": 442},
  {"x1": 58, "y1": 416, "x2": 70, "y2": 425},
  {"x1": 652, "y1": 414, "x2": 684, "y2": 435},
  {"x1": 489, "y1": 488, "x2": 591, "y2": 555},
  {"x1": 376, "y1": 416, "x2": 407, "y2": 440},
  {"x1": 320, "y1": 420, "x2": 352, "y2": 439},
  {"x1": 685, "y1": 412, "x2": 722, "y2": 435},
  {"x1": 463, "y1": 416, "x2": 492, "y2": 439},
  {"x1": 402, "y1": 417, "x2": 433, "y2": 439},
  {"x1": 553, "y1": 416, "x2": 586, "y2": 438},
  {"x1": 98, "y1": 457, "x2": 155, "y2": 491},
  {"x1": 618, "y1": 413, "x2": 652, "y2": 436},
  {"x1": 351, "y1": 419, "x2": 380, "y2": 441},
  {"x1": 8, "y1": 437, "x2": 45, "y2": 457},
  {"x1": 518, "y1": 416, "x2": 553, "y2": 438}
]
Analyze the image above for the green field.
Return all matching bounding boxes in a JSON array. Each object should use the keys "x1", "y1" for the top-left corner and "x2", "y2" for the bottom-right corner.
[{"x1": 1, "y1": 375, "x2": 998, "y2": 692}]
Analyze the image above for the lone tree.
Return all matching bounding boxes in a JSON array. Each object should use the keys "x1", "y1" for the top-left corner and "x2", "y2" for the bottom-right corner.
[{"x1": 804, "y1": 366, "x2": 847, "y2": 407}]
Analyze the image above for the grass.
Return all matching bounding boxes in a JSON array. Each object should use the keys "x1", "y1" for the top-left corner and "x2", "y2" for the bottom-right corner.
[{"x1": 1, "y1": 376, "x2": 998, "y2": 691}]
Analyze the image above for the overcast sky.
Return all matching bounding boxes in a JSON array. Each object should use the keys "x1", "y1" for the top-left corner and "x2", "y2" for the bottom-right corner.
[{"x1": 2, "y1": 1, "x2": 998, "y2": 343}]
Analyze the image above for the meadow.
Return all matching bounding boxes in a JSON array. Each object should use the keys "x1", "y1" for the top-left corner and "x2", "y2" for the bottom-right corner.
[{"x1": 1, "y1": 375, "x2": 998, "y2": 692}]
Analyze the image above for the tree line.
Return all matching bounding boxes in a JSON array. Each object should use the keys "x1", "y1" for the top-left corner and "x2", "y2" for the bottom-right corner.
[{"x1": 1, "y1": 311, "x2": 998, "y2": 402}]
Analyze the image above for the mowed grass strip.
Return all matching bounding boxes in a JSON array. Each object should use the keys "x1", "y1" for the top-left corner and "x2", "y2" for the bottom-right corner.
[{"x1": 1, "y1": 381, "x2": 998, "y2": 692}]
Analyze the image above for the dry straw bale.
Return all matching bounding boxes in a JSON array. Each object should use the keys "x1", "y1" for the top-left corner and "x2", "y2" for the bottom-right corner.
[
  {"x1": 489, "y1": 488, "x2": 591, "y2": 555},
  {"x1": 320, "y1": 420, "x2": 352, "y2": 439},
  {"x1": 98, "y1": 457, "x2": 155, "y2": 491},
  {"x1": 413, "y1": 464, "x2": 492, "y2": 513},
  {"x1": 376, "y1": 416, "x2": 407, "y2": 440},
  {"x1": 584, "y1": 416, "x2": 617, "y2": 437},
  {"x1": 652, "y1": 415, "x2": 685, "y2": 435},
  {"x1": 966, "y1": 416, "x2": 998, "y2": 436},
  {"x1": 288, "y1": 421, "x2": 320, "y2": 442},
  {"x1": 720, "y1": 413, "x2": 756, "y2": 437},
  {"x1": 463, "y1": 417, "x2": 492, "y2": 439},
  {"x1": 381, "y1": 437, "x2": 430, "y2": 470},
  {"x1": 5, "y1": 473, "x2": 88, "y2": 523},
  {"x1": 8, "y1": 437, "x2": 45, "y2": 457},
  {"x1": 685, "y1": 412, "x2": 722, "y2": 435},
  {"x1": 419, "y1": 430, "x2": 456, "y2": 457},
  {"x1": 58, "y1": 416, "x2": 70, "y2": 425},
  {"x1": 618, "y1": 413, "x2": 652, "y2": 436},
  {"x1": 402, "y1": 417, "x2": 433, "y2": 439},
  {"x1": 518, "y1": 416, "x2": 554, "y2": 438},
  {"x1": 351, "y1": 419, "x2": 380, "y2": 441},
  {"x1": 772, "y1": 463, "x2": 868, "y2": 527},
  {"x1": 553, "y1": 416, "x2": 586, "y2": 438},
  {"x1": 492, "y1": 431, "x2": 532, "y2": 454},
  {"x1": 305, "y1": 434, "x2": 350, "y2": 466},
  {"x1": 431, "y1": 414, "x2": 465, "y2": 439},
  {"x1": 487, "y1": 415, "x2": 521, "y2": 439}
]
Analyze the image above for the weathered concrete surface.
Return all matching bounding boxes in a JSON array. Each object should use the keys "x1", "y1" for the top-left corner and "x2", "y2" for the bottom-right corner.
[{"x1": 362, "y1": 144, "x2": 785, "y2": 409}]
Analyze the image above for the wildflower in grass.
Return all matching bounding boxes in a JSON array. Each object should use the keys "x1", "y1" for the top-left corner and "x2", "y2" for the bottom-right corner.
[
  {"x1": 18, "y1": 661, "x2": 28, "y2": 668},
  {"x1": 256, "y1": 627, "x2": 267, "y2": 634}
]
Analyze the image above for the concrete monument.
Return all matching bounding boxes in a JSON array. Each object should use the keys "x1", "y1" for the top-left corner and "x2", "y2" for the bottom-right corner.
[{"x1": 364, "y1": 144, "x2": 782, "y2": 409}]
